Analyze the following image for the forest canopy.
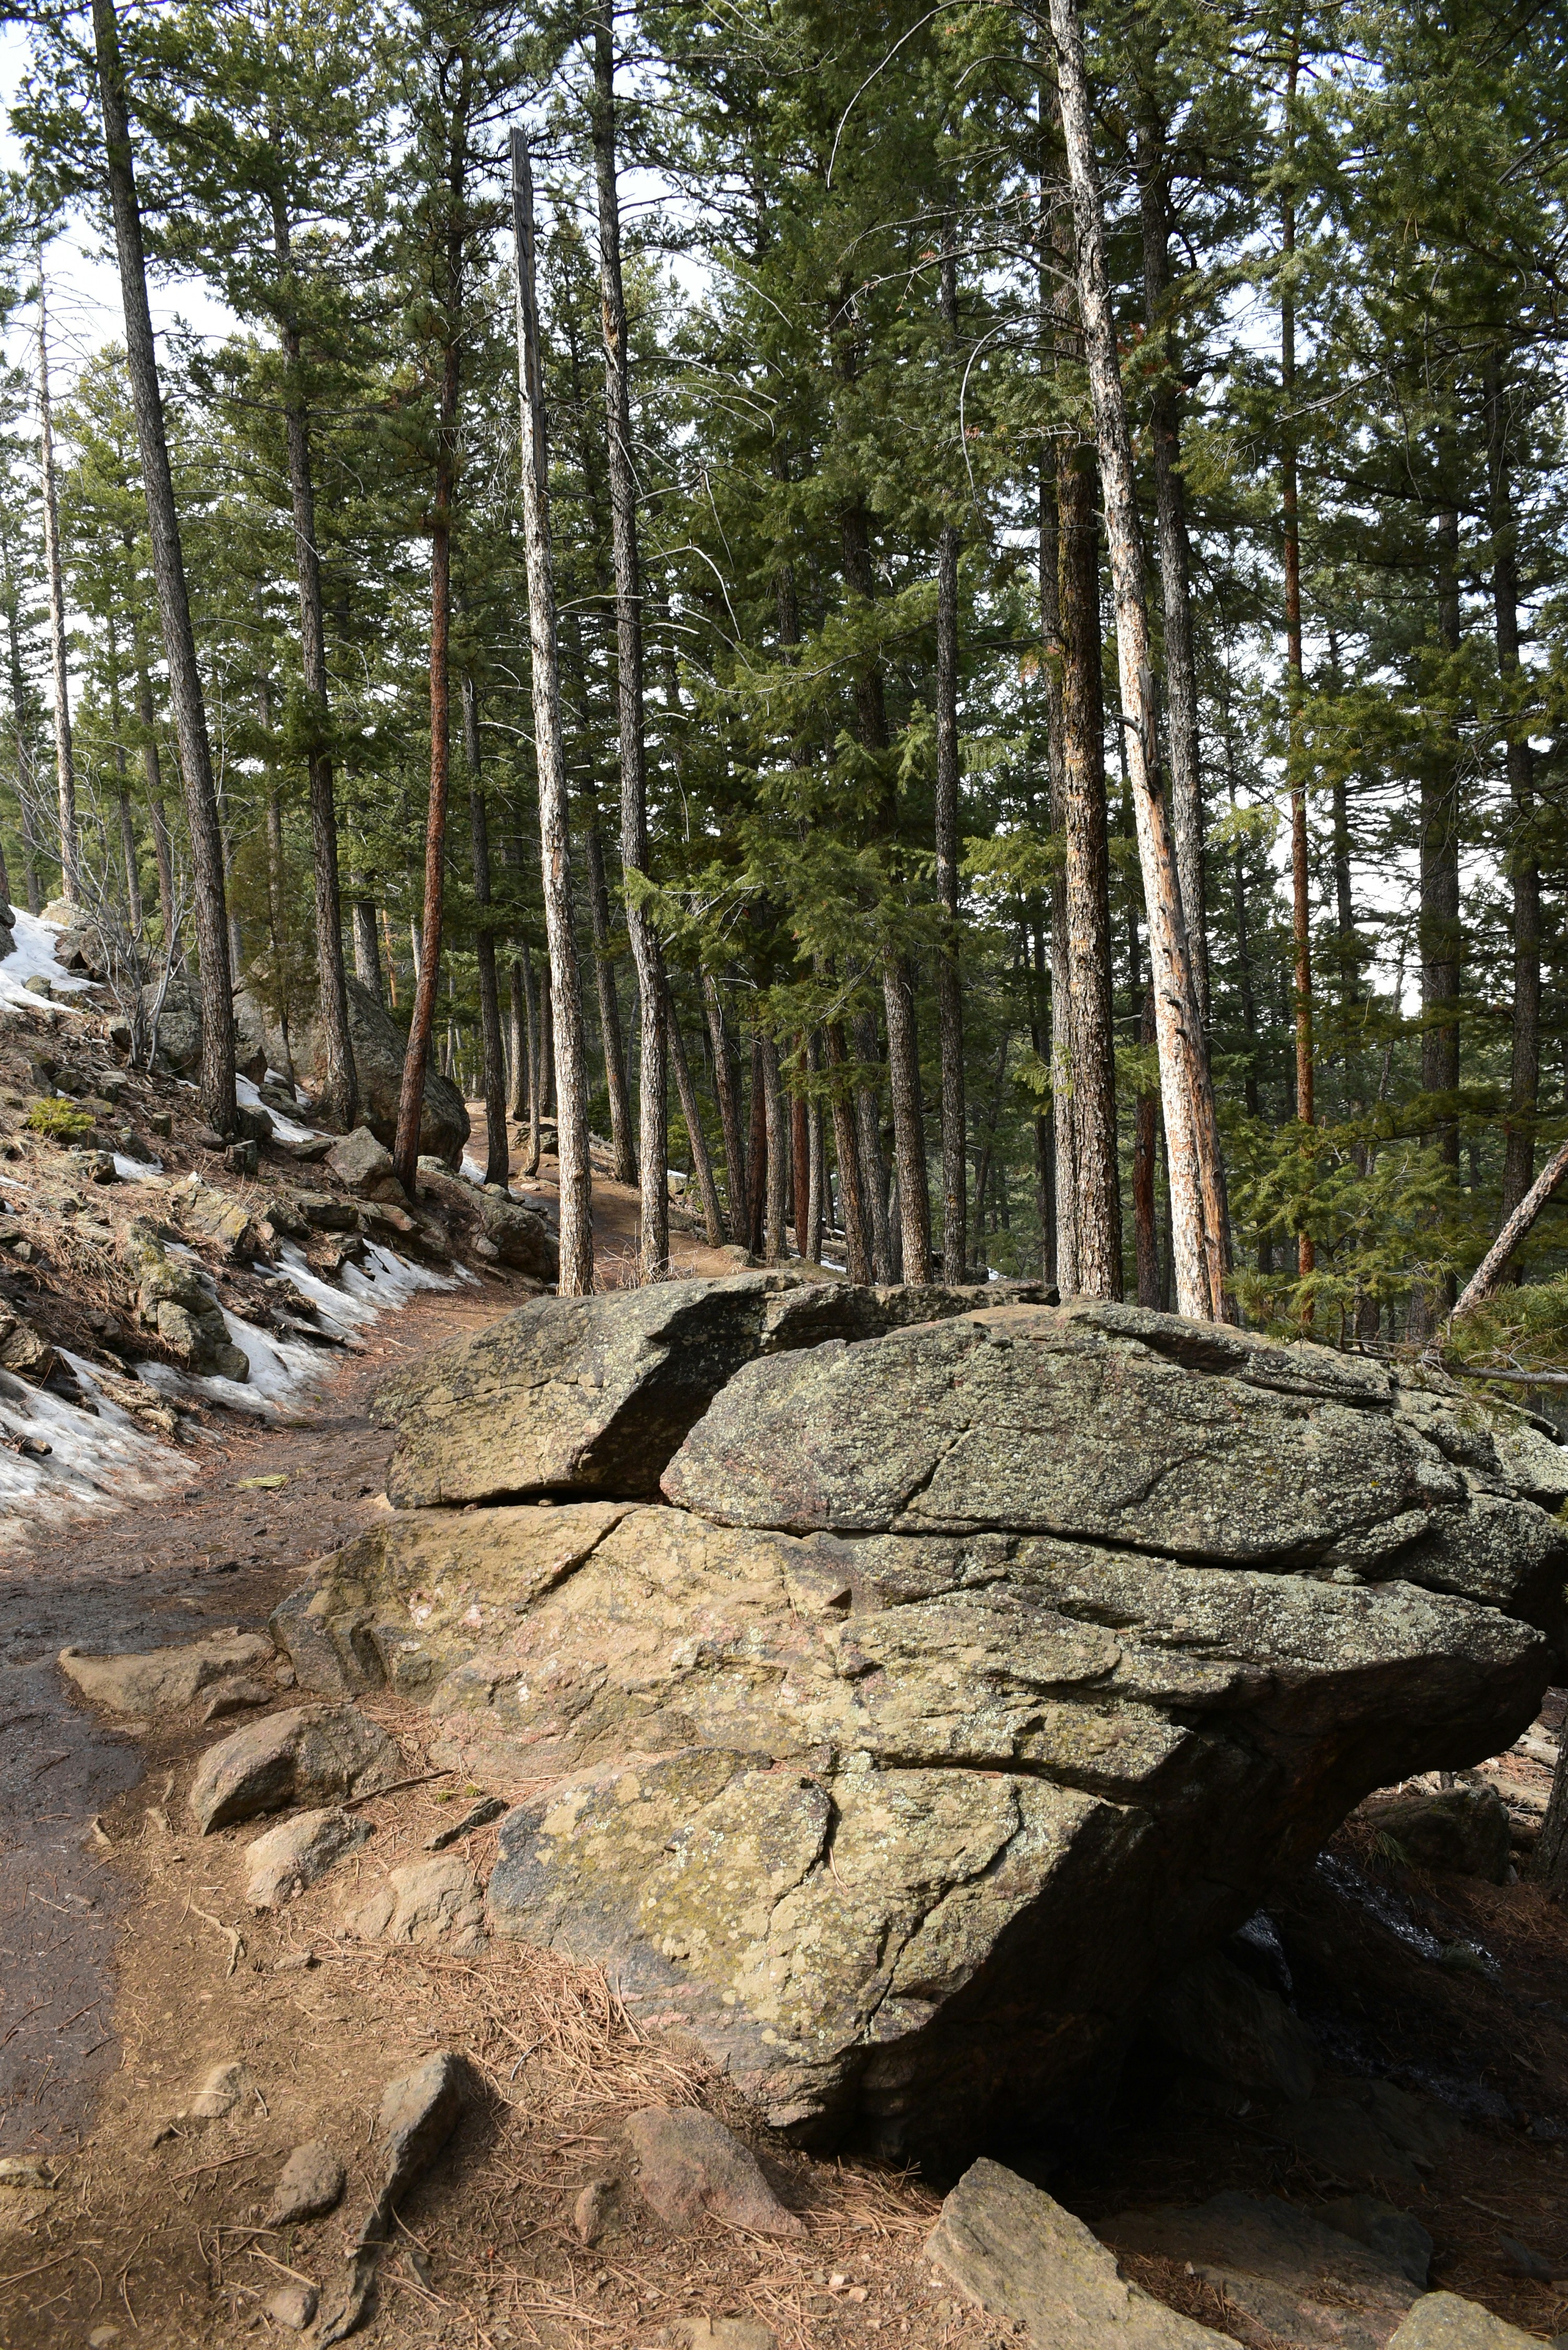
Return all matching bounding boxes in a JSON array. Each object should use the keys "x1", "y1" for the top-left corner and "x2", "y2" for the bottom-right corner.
[{"x1": 1, "y1": 0, "x2": 1564, "y2": 1342}]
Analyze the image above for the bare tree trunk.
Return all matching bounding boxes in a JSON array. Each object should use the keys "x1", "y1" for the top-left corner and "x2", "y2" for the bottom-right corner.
[
  {"x1": 92, "y1": 0, "x2": 235, "y2": 1133},
  {"x1": 745, "y1": 1036, "x2": 768, "y2": 1255},
  {"x1": 350, "y1": 873, "x2": 382, "y2": 996},
  {"x1": 106, "y1": 616, "x2": 142, "y2": 929},
  {"x1": 805, "y1": 1035, "x2": 825, "y2": 1264},
  {"x1": 2, "y1": 556, "x2": 40, "y2": 916},
  {"x1": 935, "y1": 248, "x2": 966, "y2": 1285},
  {"x1": 1536, "y1": 1734, "x2": 1568, "y2": 1891},
  {"x1": 702, "y1": 973, "x2": 747, "y2": 1242},
  {"x1": 851, "y1": 1008, "x2": 894, "y2": 1281},
  {"x1": 1041, "y1": 460, "x2": 1078, "y2": 1296},
  {"x1": 1135, "y1": 107, "x2": 1206, "y2": 1024},
  {"x1": 38, "y1": 275, "x2": 78, "y2": 905},
  {"x1": 521, "y1": 938, "x2": 541, "y2": 1176},
  {"x1": 1409, "y1": 482, "x2": 1464, "y2": 1339},
  {"x1": 760, "y1": 1032, "x2": 788, "y2": 1264},
  {"x1": 1280, "y1": 81, "x2": 1315, "y2": 1303},
  {"x1": 883, "y1": 956, "x2": 931, "y2": 1283},
  {"x1": 666, "y1": 984, "x2": 723, "y2": 1247},
  {"x1": 264, "y1": 784, "x2": 297, "y2": 1092},
  {"x1": 1454, "y1": 1133, "x2": 1568, "y2": 1318},
  {"x1": 513, "y1": 130, "x2": 593, "y2": 1292},
  {"x1": 790, "y1": 1058, "x2": 809, "y2": 1247},
  {"x1": 1049, "y1": 0, "x2": 1231, "y2": 1321},
  {"x1": 593, "y1": 5, "x2": 665, "y2": 1283},
  {"x1": 272, "y1": 192, "x2": 356, "y2": 1131},
  {"x1": 463, "y1": 674, "x2": 509, "y2": 1186},
  {"x1": 393, "y1": 209, "x2": 459, "y2": 1191},
  {"x1": 1487, "y1": 351, "x2": 1540, "y2": 1221},
  {"x1": 134, "y1": 654, "x2": 175, "y2": 944},
  {"x1": 506, "y1": 958, "x2": 527, "y2": 1119},
  {"x1": 1058, "y1": 438, "x2": 1122, "y2": 1299},
  {"x1": 580, "y1": 792, "x2": 635, "y2": 1181},
  {"x1": 824, "y1": 1019, "x2": 872, "y2": 1283},
  {"x1": 1134, "y1": 984, "x2": 1160, "y2": 1306}
]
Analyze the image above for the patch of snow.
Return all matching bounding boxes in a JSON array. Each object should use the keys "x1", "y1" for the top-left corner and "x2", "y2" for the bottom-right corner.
[
  {"x1": 460, "y1": 1155, "x2": 486, "y2": 1185},
  {"x1": 0, "y1": 908, "x2": 95, "y2": 1011},
  {"x1": 0, "y1": 1358, "x2": 185, "y2": 1547},
  {"x1": 112, "y1": 1153, "x2": 164, "y2": 1182},
  {"x1": 236, "y1": 1073, "x2": 319, "y2": 1145}
]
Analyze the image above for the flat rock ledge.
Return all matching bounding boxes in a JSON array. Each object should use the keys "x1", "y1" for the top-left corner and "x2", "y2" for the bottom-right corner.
[{"x1": 272, "y1": 1284, "x2": 1566, "y2": 2163}]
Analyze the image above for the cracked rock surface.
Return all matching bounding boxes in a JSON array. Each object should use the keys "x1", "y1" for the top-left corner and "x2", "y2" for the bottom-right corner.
[{"x1": 273, "y1": 1287, "x2": 1566, "y2": 2162}]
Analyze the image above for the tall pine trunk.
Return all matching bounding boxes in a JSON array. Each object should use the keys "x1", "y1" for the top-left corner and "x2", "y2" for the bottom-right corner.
[
  {"x1": 38, "y1": 276, "x2": 79, "y2": 905},
  {"x1": 512, "y1": 130, "x2": 593, "y2": 1292},
  {"x1": 462, "y1": 674, "x2": 509, "y2": 1186},
  {"x1": 1135, "y1": 108, "x2": 1207, "y2": 1024},
  {"x1": 593, "y1": 5, "x2": 667, "y2": 1282},
  {"x1": 935, "y1": 244, "x2": 966, "y2": 1285},
  {"x1": 393, "y1": 130, "x2": 463, "y2": 1193},
  {"x1": 93, "y1": 0, "x2": 234, "y2": 1131},
  {"x1": 1281, "y1": 86, "x2": 1315, "y2": 1300},
  {"x1": 1050, "y1": 0, "x2": 1231, "y2": 1321},
  {"x1": 272, "y1": 193, "x2": 356, "y2": 1131},
  {"x1": 1058, "y1": 438, "x2": 1122, "y2": 1298},
  {"x1": 702, "y1": 973, "x2": 748, "y2": 1243},
  {"x1": 667, "y1": 985, "x2": 724, "y2": 1247},
  {"x1": 1488, "y1": 352, "x2": 1539, "y2": 1221},
  {"x1": 1041, "y1": 462, "x2": 1077, "y2": 1296},
  {"x1": 824, "y1": 1019, "x2": 873, "y2": 1283}
]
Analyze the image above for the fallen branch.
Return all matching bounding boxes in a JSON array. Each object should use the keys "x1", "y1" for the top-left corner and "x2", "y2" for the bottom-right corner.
[{"x1": 1452, "y1": 1134, "x2": 1568, "y2": 1318}]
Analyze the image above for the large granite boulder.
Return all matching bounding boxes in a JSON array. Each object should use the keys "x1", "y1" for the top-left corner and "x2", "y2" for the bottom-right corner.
[
  {"x1": 270, "y1": 1294, "x2": 1565, "y2": 2166},
  {"x1": 255, "y1": 974, "x2": 468, "y2": 1166},
  {"x1": 372, "y1": 1273, "x2": 1048, "y2": 1509}
]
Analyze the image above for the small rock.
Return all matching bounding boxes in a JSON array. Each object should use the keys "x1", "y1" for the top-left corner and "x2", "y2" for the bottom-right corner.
[
  {"x1": 201, "y1": 1677, "x2": 273, "y2": 1722},
  {"x1": 190, "y1": 2059, "x2": 245, "y2": 2119},
  {"x1": 327, "y1": 1127, "x2": 401, "y2": 1199},
  {"x1": 1364, "y1": 1785, "x2": 1513, "y2": 1884},
  {"x1": 266, "y1": 2141, "x2": 346, "y2": 2226},
  {"x1": 472, "y1": 1234, "x2": 500, "y2": 1261},
  {"x1": 187, "y1": 1702, "x2": 402, "y2": 1833},
  {"x1": 1317, "y1": 2195, "x2": 1433, "y2": 2287},
  {"x1": 1387, "y1": 2294, "x2": 1543, "y2": 2347},
  {"x1": 0, "y1": 2157, "x2": 55, "y2": 2189},
  {"x1": 624, "y1": 2109, "x2": 803, "y2": 2238},
  {"x1": 297, "y1": 1191, "x2": 359, "y2": 1232},
  {"x1": 245, "y1": 1806, "x2": 373, "y2": 1908},
  {"x1": 1496, "y1": 2231, "x2": 1558, "y2": 2283},
  {"x1": 925, "y1": 2158, "x2": 1225, "y2": 2346},
  {"x1": 88, "y1": 2328, "x2": 122, "y2": 2347},
  {"x1": 574, "y1": 2179, "x2": 616, "y2": 2245},
  {"x1": 224, "y1": 1139, "x2": 259, "y2": 1179},
  {"x1": 59, "y1": 1629, "x2": 276, "y2": 1718},
  {"x1": 476, "y1": 1194, "x2": 559, "y2": 1279},
  {"x1": 425, "y1": 1794, "x2": 505, "y2": 1850},
  {"x1": 376, "y1": 2050, "x2": 471, "y2": 2191},
  {"x1": 344, "y1": 1854, "x2": 485, "y2": 1952},
  {"x1": 677, "y1": 2321, "x2": 778, "y2": 2350},
  {"x1": 236, "y1": 1472, "x2": 290, "y2": 1491},
  {"x1": 194, "y1": 1125, "x2": 226, "y2": 1151},
  {"x1": 262, "y1": 2283, "x2": 318, "y2": 2332}
]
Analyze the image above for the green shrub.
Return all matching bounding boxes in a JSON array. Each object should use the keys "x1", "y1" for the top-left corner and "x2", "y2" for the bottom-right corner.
[{"x1": 24, "y1": 1098, "x2": 95, "y2": 1142}]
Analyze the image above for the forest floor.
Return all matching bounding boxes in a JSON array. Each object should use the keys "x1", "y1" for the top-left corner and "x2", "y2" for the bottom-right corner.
[{"x1": 1, "y1": 1082, "x2": 1566, "y2": 2347}]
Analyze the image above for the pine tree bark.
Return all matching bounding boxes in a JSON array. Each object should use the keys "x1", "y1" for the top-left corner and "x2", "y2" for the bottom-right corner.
[
  {"x1": 851, "y1": 1007, "x2": 894, "y2": 1281},
  {"x1": 38, "y1": 275, "x2": 79, "y2": 905},
  {"x1": 1134, "y1": 983, "x2": 1160, "y2": 1305},
  {"x1": 702, "y1": 972, "x2": 748, "y2": 1243},
  {"x1": 1454, "y1": 1133, "x2": 1568, "y2": 1318},
  {"x1": 935, "y1": 247, "x2": 966, "y2": 1285},
  {"x1": 805, "y1": 1041, "x2": 825, "y2": 1266},
  {"x1": 1487, "y1": 352, "x2": 1540, "y2": 1221},
  {"x1": 135, "y1": 656, "x2": 175, "y2": 946},
  {"x1": 593, "y1": 4, "x2": 666, "y2": 1282},
  {"x1": 1042, "y1": 469, "x2": 1078, "y2": 1296},
  {"x1": 1058, "y1": 439, "x2": 1122, "y2": 1299},
  {"x1": 350, "y1": 876, "x2": 382, "y2": 996},
  {"x1": 666, "y1": 983, "x2": 724, "y2": 1247},
  {"x1": 824, "y1": 1019, "x2": 873, "y2": 1283},
  {"x1": 759, "y1": 1032, "x2": 788, "y2": 1264},
  {"x1": 512, "y1": 129, "x2": 593, "y2": 1293},
  {"x1": 3, "y1": 566, "x2": 39, "y2": 916},
  {"x1": 393, "y1": 125, "x2": 462, "y2": 1194},
  {"x1": 92, "y1": 0, "x2": 235, "y2": 1133},
  {"x1": 580, "y1": 785, "x2": 635, "y2": 1182},
  {"x1": 106, "y1": 617, "x2": 142, "y2": 929},
  {"x1": 1417, "y1": 485, "x2": 1463, "y2": 1321},
  {"x1": 790, "y1": 1063, "x2": 809, "y2": 1250},
  {"x1": 1135, "y1": 108, "x2": 1207, "y2": 1024},
  {"x1": 521, "y1": 938, "x2": 541, "y2": 1175},
  {"x1": 745, "y1": 1036, "x2": 768, "y2": 1255},
  {"x1": 1280, "y1": 72, "x2": 1315, "y2": 1299},
  {"x1": 1049, "y1": 0, "x2": 1232, "y2": 1321},
  {"x1": 271, "y1": 196, "x2": 356, "y2": 1131},
  {"x1": 462, "y1": 674, "x2": 509, "y2": 1186}
]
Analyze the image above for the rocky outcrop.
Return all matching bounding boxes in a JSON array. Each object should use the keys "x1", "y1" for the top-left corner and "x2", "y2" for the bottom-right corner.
[
  {"x1": 121, "y1": 1221, "x2": 250, "y2": 1381},
  {"x1": 269, "y1": 1291, "x2": 1566, "y2": 2165},
  {"x1": 373, "y1": 1273, "x2": 1051, "y2": 1510},
  {"x1": 60, "y1": 1629, "x2": 274, "y2": 1717},
  {"x1": 257, "y1": 975, "x2": 468, "y2": 1167}
]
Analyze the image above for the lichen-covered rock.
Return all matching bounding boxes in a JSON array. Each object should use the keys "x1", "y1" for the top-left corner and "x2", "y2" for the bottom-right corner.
[
  {"x1": 59, "y1": 1629, "x2": 274, "y2": 1717},
  {"x1": 1362, "y1": 1783, "x2": 1513, "y2": 1883},
  {"x1": 372, "y1": 1274, "x2": 1043, "y2": 1510},
  {"x1": 123, "y1": 1226, "x2": 250, "y2": 1381},
  {"x1": 256, "y1": 975, "x2": 469, "y2": 1167},
  {"x1": 477, "y1": 1194, "x2": 559, "y2": 1280},
  {"x1": 326, "y1": 1126, "x2": 403, "y2": 1200},
  {"x1": 343, "y1": 1855, "x2": 485, "y2": 1952},
  {"x1": 244, "y1": 1806, "x2": 372, "y2": 1907},
  {"x1": 188, "y1": 1703, "x2": 402, "y2": 1834},
  {"x1": 661, "y1": 1303, "x2": 1568, "y2": 1632},
  {"x1": 266, "y1": 1293, "x2": 1565, "y2": 2168}
]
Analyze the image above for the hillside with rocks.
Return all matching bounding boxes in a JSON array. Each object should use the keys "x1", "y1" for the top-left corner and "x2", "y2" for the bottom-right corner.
[{"x1": 6, "y1": 1263, "x2": 1565, "y2": 2350}]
